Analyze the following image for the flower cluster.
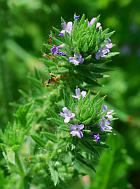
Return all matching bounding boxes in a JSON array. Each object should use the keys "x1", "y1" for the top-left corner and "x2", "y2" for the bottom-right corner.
[
  {"x1": 49, "y1": 15, "x2": 113, "y2": 68},
  {"x1": 60, "y1": 88, "x2": 86, "y2": 138},
  {"x1": 95, "y1": 38, "x2": 113, "y2": 60},
  {"x1": 60, "y1": 89, "x2": 114, "y2": 142}
]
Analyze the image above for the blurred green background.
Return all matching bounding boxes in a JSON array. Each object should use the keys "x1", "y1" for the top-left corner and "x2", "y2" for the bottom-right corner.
[{"x1": 0, "y1": 0, "x2": 140, "y2": 188}]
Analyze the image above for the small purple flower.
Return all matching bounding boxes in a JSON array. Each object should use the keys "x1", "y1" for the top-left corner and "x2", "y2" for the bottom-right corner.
[
  {"x1": 102, "y1": 105, "x2": 114, "y2": 119},
  {"x1": 60, "y1": 107, "x2": 75, "y2": 123},
  {"x1": 106, "y1": 110, "x2": 114, "y2": 119},
  {"x1": 51, "y1": 45, "x2": 66, "y2": 56},
  {"x1": 70, "y1": 124, "x2": 84, "y2": 138},
  {"x1": 95, "y1": 38, "x2": 112, "y2": 60},
  {"x1": 88, "y1": 17, "x2": 96, "y2": 26},
  {"x1": 93, "y1": 133, "x2": 100, "y2": 142},
  {"x1": 95, "y1": 47, "x2": 110, "y2": 60},
  {"x1": 105, "y1": 38, "x2": 113, "y2": 49},
  {"x1": 102, "y1": 105, "x2": 108, "y2": 111},
  {"x1": 99, "y1": 117, "x2": 112, "y2": 132},
  {"x1": 69, "y1": 53, "x2": 84, "y2": 65},
  {"x1": 51, "y1": 45, "x2": 59, "y2": 55},
  {"x1": 59, "y1": 21, "x2": 73, "y2": 36},
  {"x1": 74, "y1": 14, "x2": 80, "y2": 21},
  {"x1": 72, "y1": 88, "x2": 86, "y2": 100},
  {"x1": 88, "y1": 17, "x2": 102, "y2": 30}
]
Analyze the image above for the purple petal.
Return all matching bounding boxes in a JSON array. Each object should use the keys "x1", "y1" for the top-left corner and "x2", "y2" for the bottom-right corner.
[
  {"x1": 95, "y1": 52, "x2": 101, "y2": 60},
  {"x1": 88, "y1": 17, "x2": 96, "y2": 26},
  {"x1": 51, "y1": 46, "x2": 59, "y2": 55},
  {"x1": 69, "y1": 57, "x2": 76, "y2": 64},
  {"x1": 105, "y1": 119, "x2": 111, "y2": 125},
  {"x1": 70, "y1": 130, "x2": 83, "y2": 138},
  {"x1": 62, "y1": 22, "x2": 67, "y2": 30},
  {"x1": 74, "y1": 53, "x2": 84, "y2": 64},
  {"x1": 72, "y1": 95, "x2": 79, "y2": 99},
  {"x1": 59, "y1": 32, "x2": 65, "y2": 37},
  {"x1": 77, "y1": 131, "x2": 83, "y2": 138},
  {"x1": 101, "y1": 125, "x2": 112, "y2": 132},
  {"x1": 70, "y1": 59, "x2": 80, "y2": 65},
  {"x1": 62, "y1": 107, "x2": 69, "y2": 113},
  {"x1": 64, "y1": 117, "x2": 70, "y2": 123},
  {"x1": 106, "y1": 110, "x2": 113, "y2": 119},
  {"x1": 70, "y1": 130, "x2": 78, "y2": 136},
  {"x1": 93, "y1": 133, "x2": 100, "y2": 142},
  {"x1": 74, "y1": 14, "x2": 80, "y2": 21},
  {"x1": 102, "y1": 105, "x2": 108, "y2": 111},
  {"x1": 106, "y1": 43, "x2": 113, "y2": 49},
  {"x1": 81, "y1": 91, "x2": 87, "y2": 98},
  {"x1": 106, "y1": 39, "x2": 113, "y2": 49},
  {"x1": 58, "y1": 51, "x2": 66, "y2": 56},
  {"x1": 78, "y1": 124, "x2": 84, "y2": 130},
  {"x1": 106, "y1": 125, "x2": 112, "y2": 131},
  {"x1": 70, "y1": 113, "x2": 75, "y2": 119},
  {"x1": 70, "y1": 125, "x2": 77, "y2": 131},
  {"x1": 60, "y1": 112, "x2": 65, "y2": 118},
  {"x1": 75, "y1": 88, "x2": 81, "y2": 96},
  {"x1": 66, "y1": 22, "x2": 73, "y2": 33}
]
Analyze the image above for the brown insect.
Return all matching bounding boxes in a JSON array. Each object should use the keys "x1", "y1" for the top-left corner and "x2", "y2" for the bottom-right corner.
[{"x1": 43, "y1": 73, "x2": 61, "y2": 87}]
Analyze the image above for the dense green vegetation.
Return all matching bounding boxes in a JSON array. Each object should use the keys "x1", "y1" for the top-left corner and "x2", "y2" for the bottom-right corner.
[{"x1": 0, "y1": 0, "x2": 140, "y2": 188}]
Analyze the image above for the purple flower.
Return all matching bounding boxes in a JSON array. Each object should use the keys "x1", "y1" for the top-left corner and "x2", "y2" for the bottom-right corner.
[
  {"x1": 102, "y1": 105, "x2": 114, "y2": 119},
  {"x1": 51, "y1": 45, "x2": 59, "y2": 55},
  {"x1": 88, "y1": 17, "x2": 102, "y2": 30},
  {"x1": 102, "y1": 105, "x2": 108, "y2": 111},
  {"x1": 69, "y1": 53, "x2": 84, "y2": 65},
  {"x1": 99, "y1": 117, "x2": 112, "y2": 132},
  {"x1": 88, "y1": 17, "x2": 96, "y2": 26},
  {"x1": 51, "y1": 45, "x2": 66, "y2": 56},
  {"x1": 74, "y1": 14, "x2": 80, "y2": 21},
  {"x1": 60, "y1": 107, "x2": 75, "y2": 123},
  {"x1": 95, "y1": 38, "x2": 113, "y2": 60},
  {"x1": 59, "y1": 21, "x2": 73, "y2": 36},
  {"x1": 93, "y1": 133, "x2": 100, "y2": 142},
  {"x1": 95, "y1": 47, "x2": 110, "y2": 60},
  {"x1": 70, "y1": 124, "x2": 84, "y2": 138},
  {"x1": 72, "y1": 88, "x2": 86, "y2": 100},
  {"x1": 105, "y1": 38, "x2": 113, "y2": 49},
  {"x1": 106, "y1": 110, "x2": 114, "y2": 119}
]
